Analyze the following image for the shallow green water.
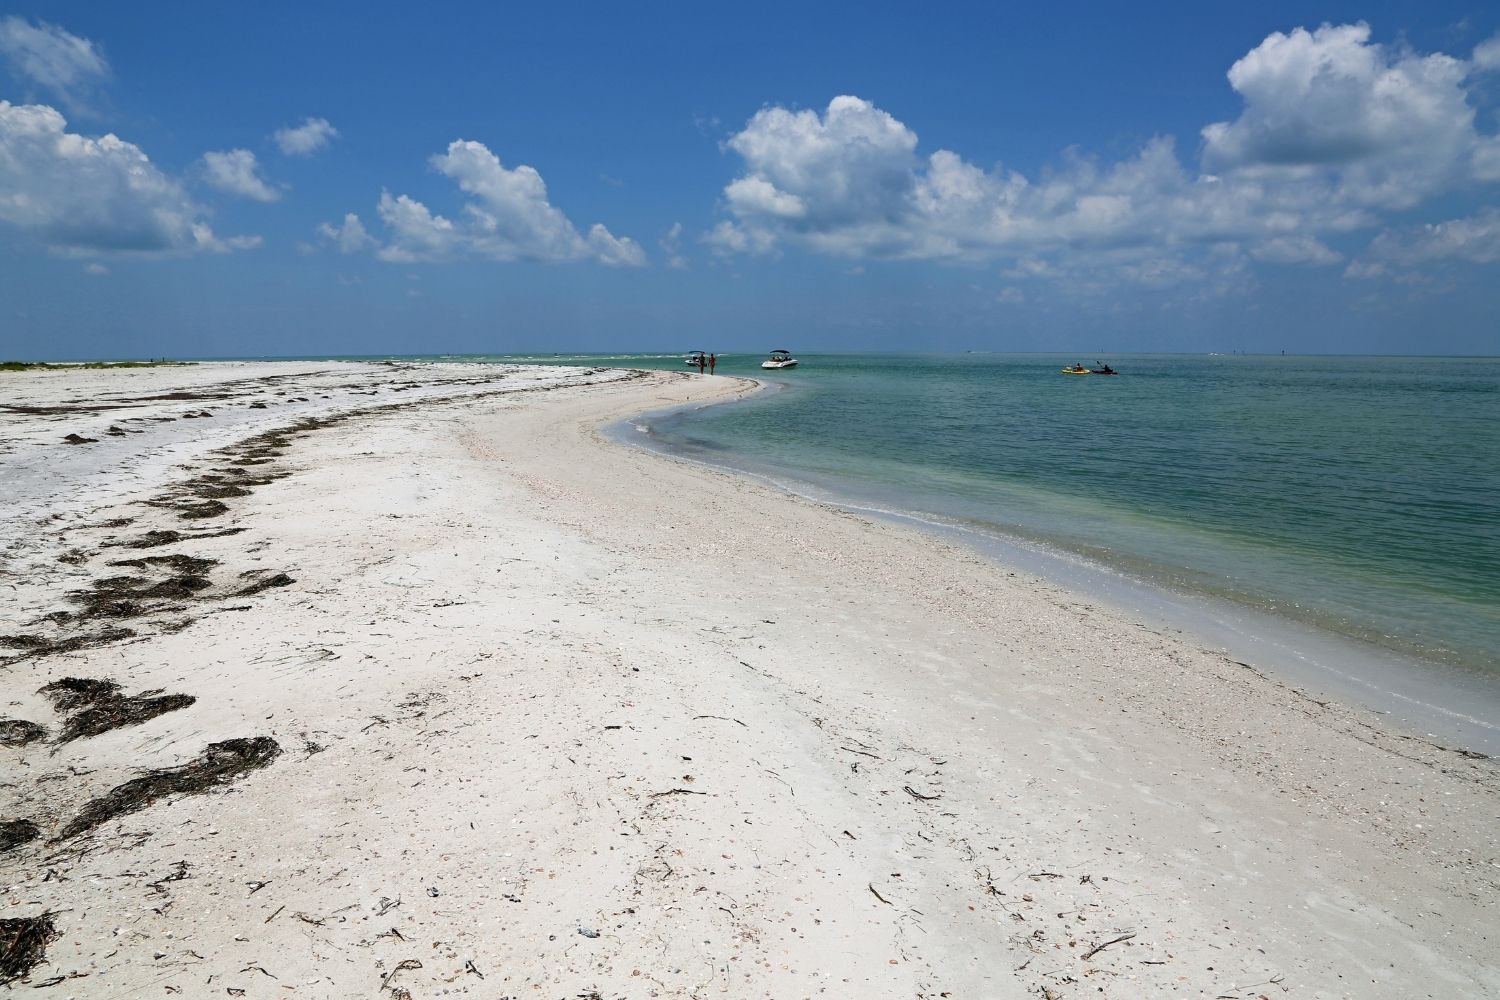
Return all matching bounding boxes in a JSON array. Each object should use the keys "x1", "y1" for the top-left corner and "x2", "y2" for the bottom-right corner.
[
  {"x1": 571, "y1": 352, "x2": 1497, "y2": 673},
  {"x1": 314, "y1": 350, "x2": 1499, "y2": 673}
]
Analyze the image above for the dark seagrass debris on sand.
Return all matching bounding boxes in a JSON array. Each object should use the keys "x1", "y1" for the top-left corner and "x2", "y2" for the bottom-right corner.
[
  {"x1": 0, "y1": 913, "x2": 58, "y2": 985},
  {"x1": 56, "y1": 737, "x2": 281, "y2": 842}
]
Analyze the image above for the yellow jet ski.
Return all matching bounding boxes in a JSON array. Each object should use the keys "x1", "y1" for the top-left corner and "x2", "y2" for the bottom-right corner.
[{"x1": 1061, "y1": 364, "x2": 1092, "y2": 375}]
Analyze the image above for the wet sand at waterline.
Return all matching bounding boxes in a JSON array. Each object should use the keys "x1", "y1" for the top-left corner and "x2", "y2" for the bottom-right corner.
[{"x1": 1, "y1": 361, "x2": 1495, "y2": 998}]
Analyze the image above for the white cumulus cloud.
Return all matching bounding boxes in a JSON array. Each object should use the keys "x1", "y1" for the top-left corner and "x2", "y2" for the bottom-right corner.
[
  {"x1": 1474, "y1": 135, "x2": 1500, "y2": 182},
  {"x1": 0, "y1": 101, "x2": 257, "y2": 255},
  {"x1": 433, "y1": 139, "x2": 611, "y2": 262},
  {"x1": 200, "y1": 148, "x2": 280, "y2": 202},
  {"x1": 704, "y1": 220, "x2": 779, "y2": 256},
  {"x1": 0, "y1": 17, "x2": 107, "y2": 113},
  {"x1": 273, "y1": 117, "x2": 338, "y2": 156},
  {"x1": 586, "y1": 223, "x2": 647, "y2": 267},
  {"x1": 710, "y1": 25, "x2": 1500, "y2": 278},
  {"x1": 1200, "y1": 22, "x2": 1481, "y2": 207},
  {"x1": 659, "y1": 221, "x2": 688, "y2": 268},
  {"x1": 725, "y1": 175, "x2": 807, "y2": 219},
  {"x1": 1349, "y1": 207, "x2": 1500, "y2": 277},
  {"x1": 713, "y1": 97, "x2": 1364, "y2": 261},
  {"x1": 321, "y1": 139, "x2": 645, "y2": 267},
  {"x1": 317, "y1": 212, "x2": 376, "y2": 254},
  {"x1": 723, "y1": 95, "x2": 918, "y2": 248},
  {"x1": 995, "y1": 286, "x2": 1024, "y2": 304},
  {"x1": 1248, "y1": 235, "x2": 1343, "y2": 265},
  {"x1": 1473, "y1": 32, "x2": 1500, "y2": 72},
  {"x1": 373, "y1": 190, "x2": 458, "y2": 262}
]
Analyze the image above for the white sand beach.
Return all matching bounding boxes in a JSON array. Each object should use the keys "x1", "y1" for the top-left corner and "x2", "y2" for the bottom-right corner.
[{"x1": 1, "y1": 362, "x2": 1496, "y2": 999}]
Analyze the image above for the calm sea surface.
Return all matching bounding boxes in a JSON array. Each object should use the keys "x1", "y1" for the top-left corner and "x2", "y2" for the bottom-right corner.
[{"x1": 482, "y1": 352, "x2": 1498, "y2": 675}]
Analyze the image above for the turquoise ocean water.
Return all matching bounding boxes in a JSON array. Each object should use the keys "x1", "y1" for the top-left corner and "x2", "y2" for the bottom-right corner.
[{"x1": 482, "y1": 351, "x2": 1498, "y2": 676}]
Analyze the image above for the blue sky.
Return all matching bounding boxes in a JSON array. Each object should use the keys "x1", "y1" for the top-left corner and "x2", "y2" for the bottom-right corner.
[{"x1": 1, "y1": 1, "x2": 1498, "y2": 358}]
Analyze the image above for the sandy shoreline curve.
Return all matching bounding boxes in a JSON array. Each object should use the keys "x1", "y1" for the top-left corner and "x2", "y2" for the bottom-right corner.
[
  {"x1": 619, "y1": 385, "x2": 1500, "y2": 760},
  {"x1": 1, "y1": 361, "x2": 1496, "y2": 998}
]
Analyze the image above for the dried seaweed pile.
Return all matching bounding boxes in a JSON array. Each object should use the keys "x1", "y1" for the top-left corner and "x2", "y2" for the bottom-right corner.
[
  {"x1": 0, "y1": 719, "x2": 47, "y2": 747},
  {"x1": 58, "y1": 737, "x2": 281, "y2": 841},
  {"x1": 0, "y1": 627, "x2": 136, "y2": 660},
  {"x1": 68, "y1": 573, "x2": 214, "y2": 618},
  {"x1": 2, "y1": 366, "x2": 614, "y2": 666},
  {"x1": 0, "y1": 820, "x2": 40, "y2": 853},
  {"x1": 34, "y1": 677, "x2": 116, "y2": 711},
  {"x1": 39, "y1": 677, "x2": 196, "y2": 744},
  {"x1": 111, "y1": 527, "x2": 244, "y2": 550},
  {"x1": 176, "y1": 499, "x2": 230, "y2": 520},
  {"x1": 107, "y1": 554, "x2": 218, "y2": 575},
  {"x1": 0, "y1": 914, "x2": 57, "y2": 985},
  {"x1": 235, "y1": 572, "x2": 295, "y2": 597}
]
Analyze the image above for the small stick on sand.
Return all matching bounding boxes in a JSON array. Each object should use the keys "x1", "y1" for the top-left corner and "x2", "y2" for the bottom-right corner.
[{"x1": 1082, "y1": 932, "x2": 1136, "y2": 960}]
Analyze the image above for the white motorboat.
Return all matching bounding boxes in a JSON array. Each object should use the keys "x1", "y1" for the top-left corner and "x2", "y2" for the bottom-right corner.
[{"x1": 761, "y1": 349, "x2": 798, "y2": 370}]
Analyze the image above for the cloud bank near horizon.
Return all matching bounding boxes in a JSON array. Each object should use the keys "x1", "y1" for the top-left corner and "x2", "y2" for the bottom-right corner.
[
  {"x1": 0, "y1": 14, "x2": 1496, "y2": 294},
  {"x1": 707, "y1": 23, "x2": 1500, "y2": 291}
]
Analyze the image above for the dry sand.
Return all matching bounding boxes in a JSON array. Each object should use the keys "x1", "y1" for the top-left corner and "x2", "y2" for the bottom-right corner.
[{"x1": 1, "y1": 361, "x2": 1496, "y2": 999}]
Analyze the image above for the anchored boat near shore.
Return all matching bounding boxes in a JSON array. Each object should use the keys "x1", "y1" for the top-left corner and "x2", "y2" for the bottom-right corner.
[{"x1": 762, "y1": 349, "x2": 799, "y2": 370}]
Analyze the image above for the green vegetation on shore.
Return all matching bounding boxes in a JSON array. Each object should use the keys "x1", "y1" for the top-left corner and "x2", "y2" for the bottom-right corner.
[{"x1": 0, "y1": 360, "x2": 196, "y2": 372}]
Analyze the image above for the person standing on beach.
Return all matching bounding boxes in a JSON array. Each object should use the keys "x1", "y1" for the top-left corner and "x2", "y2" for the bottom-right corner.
[
  {"x1": 697, "y1": 354, "x2": 706, "y2": 374},
  {"x1": 709, "y1": 353, "x2": 717, "y2": 375}
]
